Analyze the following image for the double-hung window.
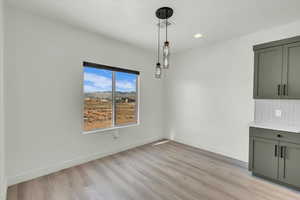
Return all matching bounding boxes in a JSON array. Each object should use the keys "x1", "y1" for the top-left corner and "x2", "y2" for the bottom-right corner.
[{"x1": 83, "y1": 62, "x2": 139, "y2": 132}]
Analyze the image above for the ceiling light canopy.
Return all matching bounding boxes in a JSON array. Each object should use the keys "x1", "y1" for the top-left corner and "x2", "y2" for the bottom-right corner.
[{"x1": 155, "y1": 7, "x2": 174, "y2": 79}]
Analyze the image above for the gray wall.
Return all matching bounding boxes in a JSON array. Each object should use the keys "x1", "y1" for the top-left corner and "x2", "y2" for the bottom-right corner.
[
  {"x1": 164, "y1": 19, "x2": 300, "y2": 162},
  {"x1": 0, "y1": 0, "x2": 6, "y2": 199},
  {"x1": 5, "y1": 6, "x2": 164, "y2": 185}
]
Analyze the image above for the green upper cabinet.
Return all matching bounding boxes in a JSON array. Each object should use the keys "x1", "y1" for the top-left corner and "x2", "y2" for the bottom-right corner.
[
  {"x1": 253, "y1": 36, "x2": 300, "y2": 99},
  {"x1": 254, "y1": 46, "x2": 283, "y2": 99},
  {"x1": 282, "y1": 42, "x2": 300, "y2": 99}
]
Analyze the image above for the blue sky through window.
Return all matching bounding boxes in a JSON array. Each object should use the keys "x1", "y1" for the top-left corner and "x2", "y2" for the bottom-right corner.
[
  {"x1": 84, "y1": 67, "x2": 137, "y2": 93},
  {"x1": 116, "y1": 72, "x2": 137, "y2": 92}
]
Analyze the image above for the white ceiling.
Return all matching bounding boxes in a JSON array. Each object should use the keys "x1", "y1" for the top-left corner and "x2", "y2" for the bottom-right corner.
[{"x1": 6, "y1": 0, "x2": 300, "y2": 52}]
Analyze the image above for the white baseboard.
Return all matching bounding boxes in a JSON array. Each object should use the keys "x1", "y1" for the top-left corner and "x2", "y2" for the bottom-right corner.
[
  {"x1": 171, "y1": 137, "x2": 248, "y2": 168},
  {"x1": 0, "y1": 178, "x2": 7, "y2": 200},
  {"x1": 7, "y1": 136, "x2": 163, "y2": 186}
]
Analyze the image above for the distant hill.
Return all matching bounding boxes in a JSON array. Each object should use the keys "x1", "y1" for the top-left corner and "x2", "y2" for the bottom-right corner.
[{"x1": 85, "y1": 91, "x2": 136, "y2": 99}]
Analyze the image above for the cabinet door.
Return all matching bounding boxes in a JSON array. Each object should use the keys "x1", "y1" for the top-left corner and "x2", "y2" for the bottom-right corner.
[
  {"x1": 279, "y1": 142, "x2": 300, "y2": 187},
  {"x1": 254, "y1": 46, "x2": 283, "y2": 99},
  {"x1": 252, "y1": 137, "x2": 279, "y2": 180},
  {"x1": 282, "y1": 42, "x2": 300, "y2": 99}
]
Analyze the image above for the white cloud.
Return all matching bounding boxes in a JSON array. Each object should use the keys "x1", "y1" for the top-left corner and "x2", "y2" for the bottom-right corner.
[
  {"x1": 84, "y1": 72, "x2": 112, "y2": 92},
  {"x1": 84, "y1": 85, "x2": 100, "y2": 93},
  {"x1": 116, "y1": 80, "x2": 135, "y2": 92}
]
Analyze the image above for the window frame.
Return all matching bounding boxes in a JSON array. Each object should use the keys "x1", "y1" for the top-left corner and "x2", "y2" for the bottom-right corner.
[{"x1": 82, "y1": 61, "x2": 140, "y2": 134}]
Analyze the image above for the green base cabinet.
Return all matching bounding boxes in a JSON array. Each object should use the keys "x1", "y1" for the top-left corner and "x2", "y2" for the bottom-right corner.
[
  {"x1": 253, "y1": 35, "x2": 300, "y2": 99},
  {"x1": 252, "y1": 137, "x2": 279, "y2": 180},
  {"x1": 249, "y1": 127, "x2": 300, "y2": 190},
  {"x1": 278, "y1": 142, "x2": 300, "y2": 188}
]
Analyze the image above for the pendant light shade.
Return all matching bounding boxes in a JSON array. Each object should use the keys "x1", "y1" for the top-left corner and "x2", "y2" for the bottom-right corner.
[
  {"x1": 155, "y1": 62, "x2": 162, "y2": 79},
  {"x1": 162, "y1": 41, "x2": 170, "y2": 69}
]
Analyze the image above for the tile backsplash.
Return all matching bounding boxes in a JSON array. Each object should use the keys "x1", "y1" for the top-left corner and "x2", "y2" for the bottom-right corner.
[{"x1": 255, "y1": 100, "x2": 300, "y2": 126}]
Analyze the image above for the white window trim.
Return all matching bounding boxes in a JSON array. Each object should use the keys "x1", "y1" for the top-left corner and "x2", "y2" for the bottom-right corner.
[
  {"x1": 82, "y1": 123, "x2": 140, "y2": 135},
  {"x1": 82, "y1": 67, "x2": 140, "y2": 135}
]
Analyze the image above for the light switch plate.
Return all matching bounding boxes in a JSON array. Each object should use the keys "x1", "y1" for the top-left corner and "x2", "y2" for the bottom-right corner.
[{"x1": 275, "y1": 109, "x2": 282, "y2": 117}]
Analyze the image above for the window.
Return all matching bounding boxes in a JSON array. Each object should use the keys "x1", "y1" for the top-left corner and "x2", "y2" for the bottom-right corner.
[{"x1": 83, "y1": 62, "x2": 139, "y2": 132}]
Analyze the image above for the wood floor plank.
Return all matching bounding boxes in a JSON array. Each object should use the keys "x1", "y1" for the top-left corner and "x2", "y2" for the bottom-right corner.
[
  {"x1": 127, "y1": 148, "x2": 229, "y2": 200},
  {"x1": 102, "y1": 156, "x2": 163, "y2": 200},
  {"x1": 7, "y1": 140, "x2": 300, "y2": 200},
  {"x1": 163, "y1": 142, "x2": 300, "y2": 199},
  {"x1": 135, "y1": 145, "x2": 248, "y2": 200},
  {"x1": 111, "y1": 153, "x2": 176, "y2": 200},
  {"x1": 152, "y1": 142, "x2": 298, "y2": 200}
]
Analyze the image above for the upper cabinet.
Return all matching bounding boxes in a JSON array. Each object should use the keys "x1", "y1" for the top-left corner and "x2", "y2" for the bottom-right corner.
[
  {"x1": 283, "y1": 42, "x2": 300, "y2": 99},
  {"x1": 253, "y1": 36, "x2": 300, "y2": 99},
  {"x1": 254, "y1": 46, "x2": 283, "y2": 99}
]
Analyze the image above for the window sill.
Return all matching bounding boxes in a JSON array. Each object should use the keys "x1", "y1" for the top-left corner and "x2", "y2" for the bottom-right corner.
[{"x1": 82, "y1": 123, "x2": 140, "y2": 135}]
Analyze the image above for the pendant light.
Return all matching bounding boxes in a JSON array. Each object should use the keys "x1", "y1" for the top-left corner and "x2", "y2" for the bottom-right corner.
[
  {"x1": 155, "y1": 63, "x2": 162, "y2": 79},
  {"x1": 162, "y1": 17, "x2": 170, "y2": 69},
  {"x1": 155, "y1": 19, "x2": 162, "y2": 79},
  {"x1": 155, "y1": 7, "x2": 173, "y2": 78}
]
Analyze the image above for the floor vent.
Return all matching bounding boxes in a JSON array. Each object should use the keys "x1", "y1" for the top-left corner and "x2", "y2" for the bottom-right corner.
[{"x1": 152, "y1": 140, "x2": 170, "y2": 146}]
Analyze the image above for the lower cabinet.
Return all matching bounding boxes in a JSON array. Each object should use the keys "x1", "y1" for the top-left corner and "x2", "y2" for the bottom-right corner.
[
  {"x1": 278, "y1": 142, "x2": 300, "y2": 188},
  {"x1": 252, "y1": 137, "x2": 279, "y2": 180},
  {"x1": 249, "y1": 127, "x2": 300, "y2": 189}
]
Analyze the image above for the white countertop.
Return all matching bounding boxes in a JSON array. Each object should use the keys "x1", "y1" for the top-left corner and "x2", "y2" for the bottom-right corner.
[{"x1": 249, "y1": 122, "x2": 300, "y2": 133}]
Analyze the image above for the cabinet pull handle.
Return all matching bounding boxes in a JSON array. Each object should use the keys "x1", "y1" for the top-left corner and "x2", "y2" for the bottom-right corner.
[
  {"x1": 280, "y1": 146, "x2": 284, "y2": 158},
  {"x1": 283, "y1": 146, "x2": 287, "y2": 179},
  {"x1": 274, "y1": 145, "x2": 278, "y2": 157},
  {"x1": 277, "y1": 84, "x2": 281, "y2": 96},
  {"x1": 283, "y1": 84, "x2": 287, "y2": 96}
]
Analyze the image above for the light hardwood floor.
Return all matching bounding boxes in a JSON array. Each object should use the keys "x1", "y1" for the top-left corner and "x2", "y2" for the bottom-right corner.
[{"x1": 7, "y1": 140, "x2": 300, "y2": 200}]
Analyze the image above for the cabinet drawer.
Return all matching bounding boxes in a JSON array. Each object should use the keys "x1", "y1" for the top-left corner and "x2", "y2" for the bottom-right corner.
[{"x1": 250, "y1": 127, "x2": 300, "y2": 144}]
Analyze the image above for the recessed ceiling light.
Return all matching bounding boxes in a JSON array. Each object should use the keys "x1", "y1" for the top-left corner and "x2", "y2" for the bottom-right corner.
[{"x1": 194, "y1": 33, "x2": 203, "y2": 39}]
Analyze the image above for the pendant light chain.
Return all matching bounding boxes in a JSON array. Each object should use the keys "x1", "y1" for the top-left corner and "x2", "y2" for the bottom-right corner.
[
  {"x1": 166, "y1": 18, "x2": 168, "y2": 42},
  {"x1": 158, "y1": 19, "x2": 161, "y2": 62}
]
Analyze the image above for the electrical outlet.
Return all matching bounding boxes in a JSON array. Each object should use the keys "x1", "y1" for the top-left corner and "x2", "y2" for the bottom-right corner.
[
  {"x1": 113, "y1": 130, "x2": 120, "y2": 139},
  {"x1": 275, "y1": 109, "x2": 282, "y2": 118}
]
